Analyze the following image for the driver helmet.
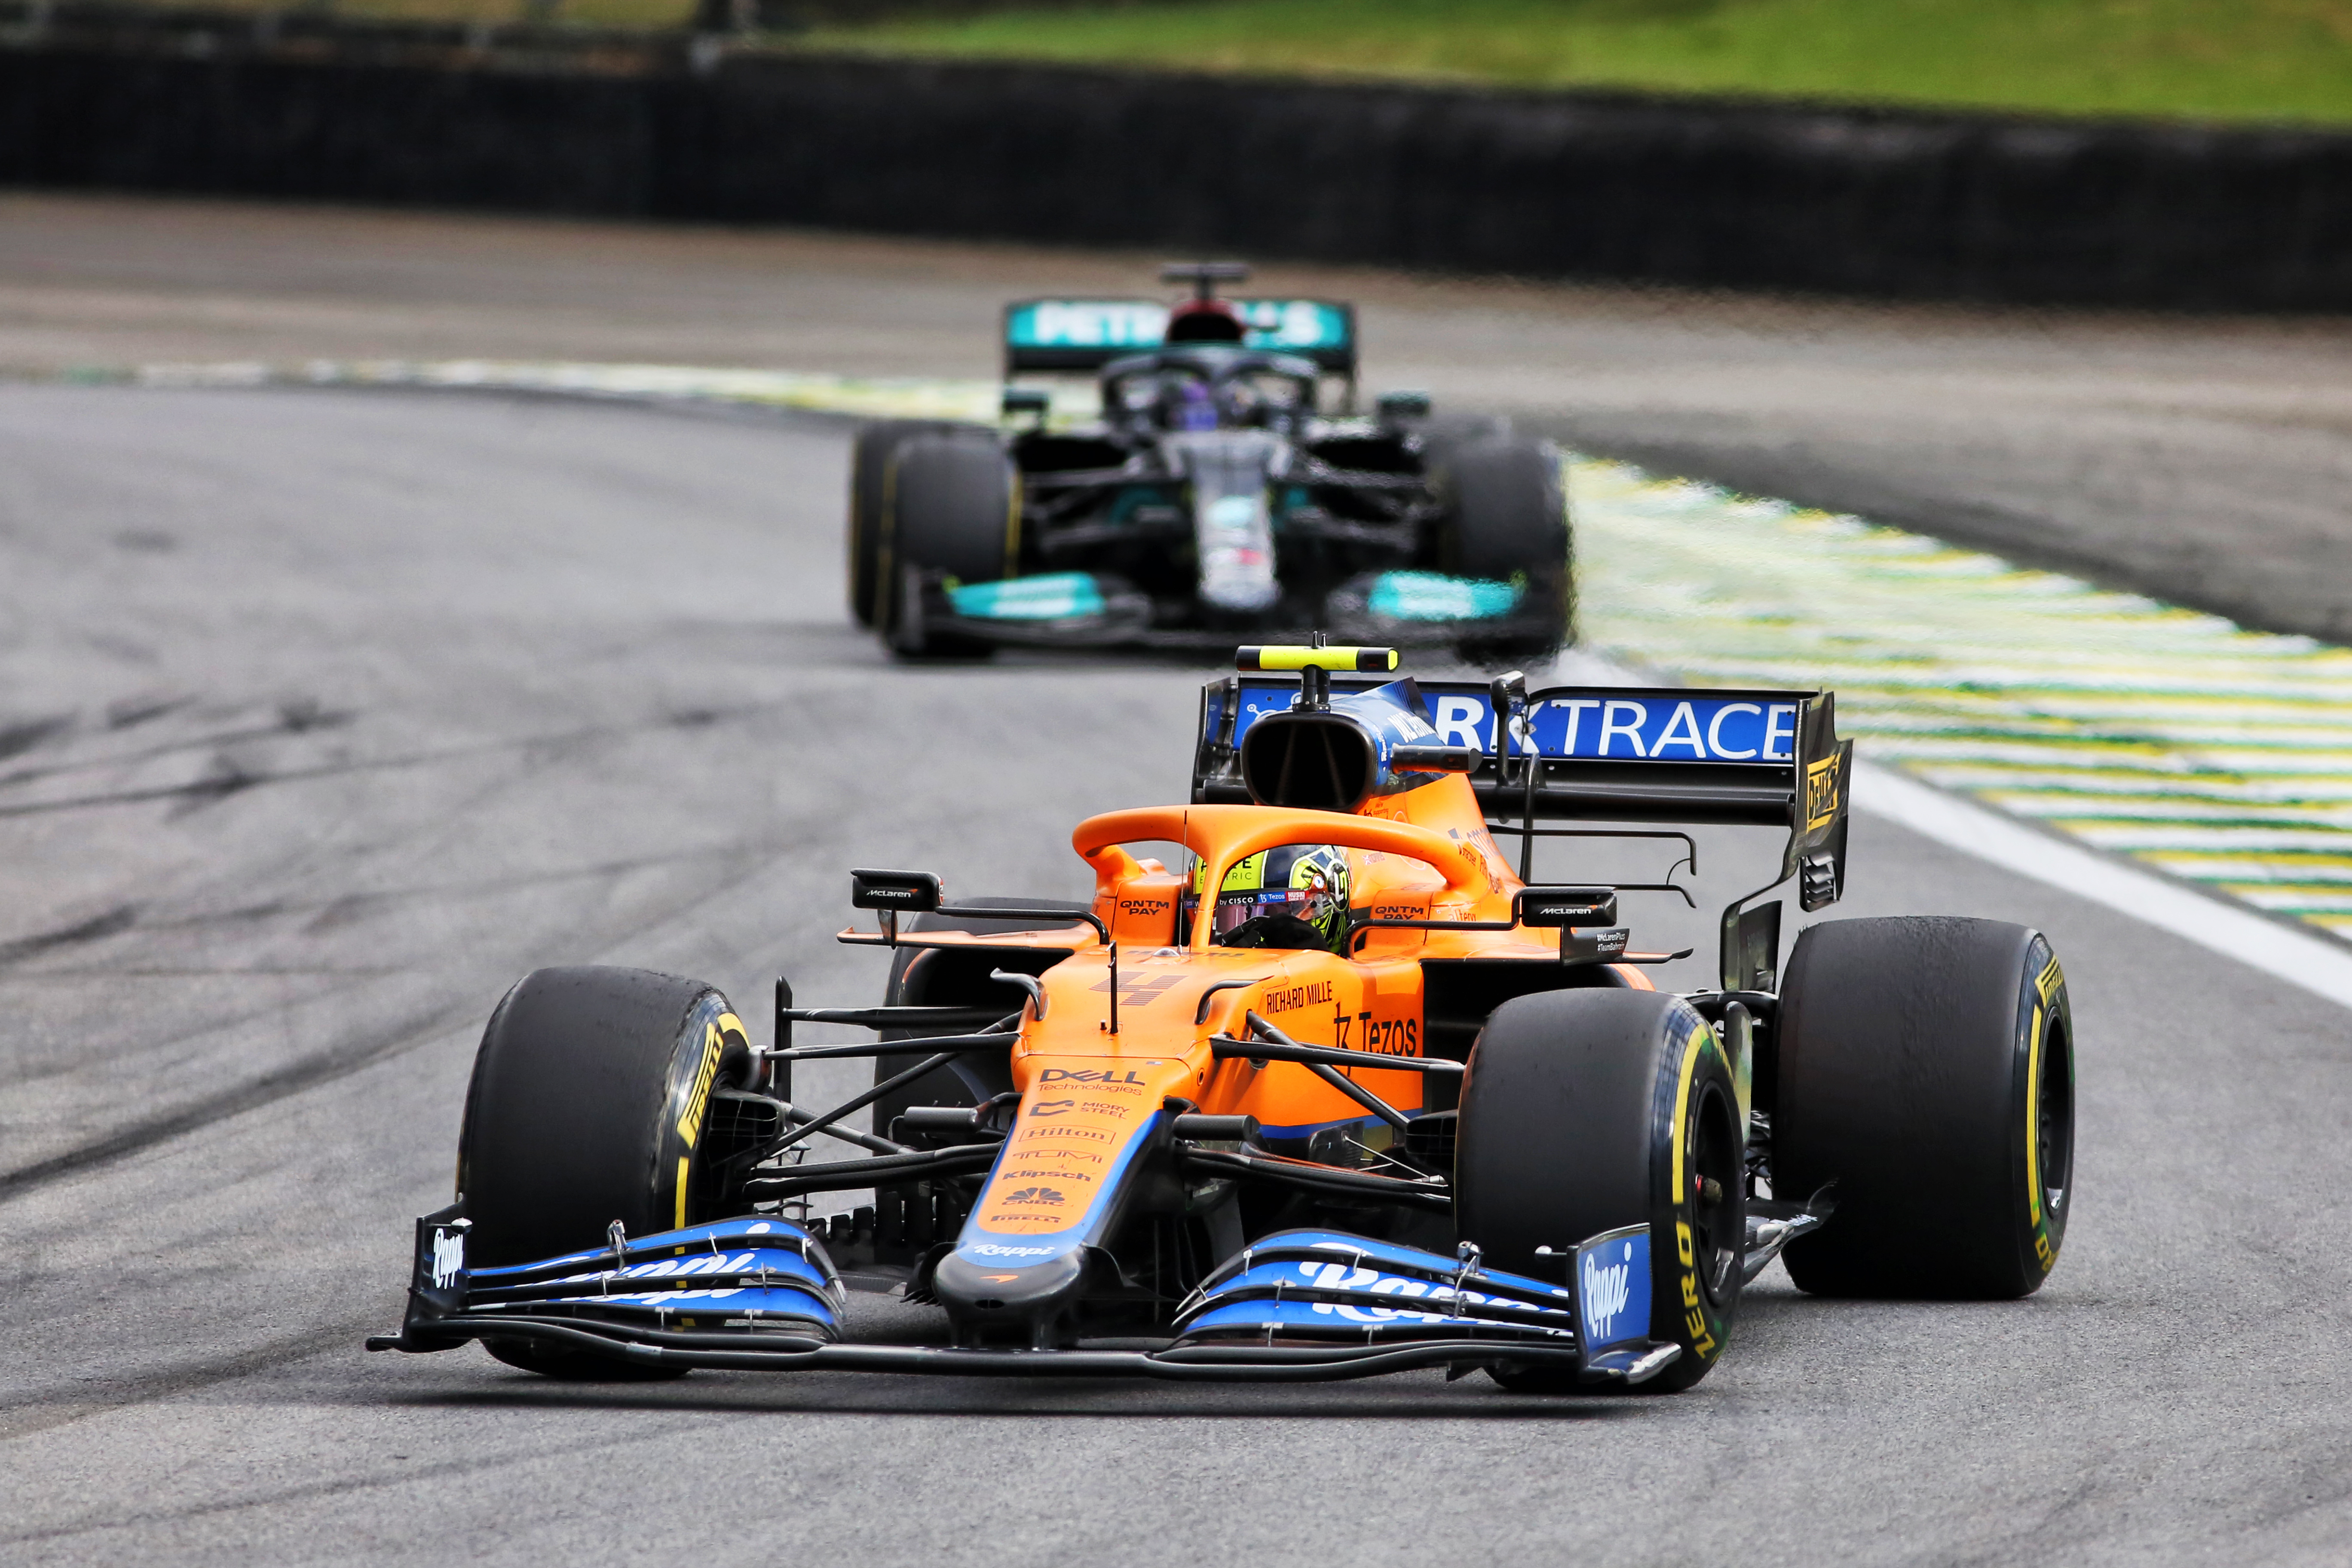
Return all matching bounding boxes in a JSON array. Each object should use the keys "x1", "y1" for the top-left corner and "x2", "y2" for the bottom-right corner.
[
  {"x1": 1170, "y1": 377, "x2": 1219, "y2": 432},
  {"x1": 1165, "y1": 298, "x2": 1246, "y2": 345},
  {"x1": 1185, "y1": 843, "x2": 1351, "y2": 952}
]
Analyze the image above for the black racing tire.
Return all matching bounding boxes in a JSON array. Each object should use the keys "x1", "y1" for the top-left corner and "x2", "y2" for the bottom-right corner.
[
  {"x1": 1455, "y1": 989, "x2": 1745, "y2": 1394},
  {"x1": 1432, "y1": 436, "x2": 1574, "y2": 657},
  {"x1": 848, "y1": 419, "x2": 954, "y2": 628},
  {"x1": 882, "y1": 430, "x2": 1019, "y2": 655},
  {"x1": 1774, "y1": 917, "x2": 2074, "y2": 1299},
  {"x1": 457, "y1": 966, "x2": 752, "y2": 1378}
]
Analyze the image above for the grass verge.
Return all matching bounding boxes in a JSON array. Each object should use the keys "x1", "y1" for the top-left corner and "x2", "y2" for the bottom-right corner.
[{"x1": 800, "y1": 0, "x2": 2352, "y2": 127}]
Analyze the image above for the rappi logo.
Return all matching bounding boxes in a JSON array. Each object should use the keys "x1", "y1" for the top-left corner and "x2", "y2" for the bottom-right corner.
[
  {"x1": 1582, "y1": 1243, "x2": 1635, "y2": 1341},
  {"x1": 968, "y1": 1242, "x2": 1055, "y2": 1259},
  {"x1": 429, "y1": 1228, "x2": 466, "y2": 1289},
  {"x1": 999, "y1": 1186, "x2": 1066, "y2": 1206}
]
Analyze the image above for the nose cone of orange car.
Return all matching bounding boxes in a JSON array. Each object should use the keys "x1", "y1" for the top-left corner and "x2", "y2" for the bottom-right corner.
[
  {"x1": 930, "y1": 1243, "x2": 1090, "y2": 1347},
  {"x1": 931, "y1": 1037, "x2": 1202, "y2": 1344}
]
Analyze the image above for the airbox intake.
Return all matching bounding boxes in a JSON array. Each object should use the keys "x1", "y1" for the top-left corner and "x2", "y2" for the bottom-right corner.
[{"x1": 1240, "y1": 711, "x2": 1377, "y2": 811}]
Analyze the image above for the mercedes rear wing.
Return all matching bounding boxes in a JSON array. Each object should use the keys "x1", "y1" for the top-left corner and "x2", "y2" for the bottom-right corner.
[
  {"x1": 1191, "y1": 672, "x2": 1853, "y2": 989},
  {"x1": 1004, "y1": 299, "x2": 1357, "y2": 376}
]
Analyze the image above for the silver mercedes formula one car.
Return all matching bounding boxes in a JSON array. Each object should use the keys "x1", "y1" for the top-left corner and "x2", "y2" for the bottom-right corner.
[{"x1": 847, "y1": 262, "x2": 1571, "y2": 658}]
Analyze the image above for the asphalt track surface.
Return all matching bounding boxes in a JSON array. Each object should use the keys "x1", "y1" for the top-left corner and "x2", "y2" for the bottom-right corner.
[
  {"x1": 10, "y1": 192, "x2": 2352, "y2": 642},
  {"x1": 2, "y1": 380, "x2": 2349, "y2": 1567},
  {"x1": 2, "y1": 198, "x2": 2351, "y2": 1565}
]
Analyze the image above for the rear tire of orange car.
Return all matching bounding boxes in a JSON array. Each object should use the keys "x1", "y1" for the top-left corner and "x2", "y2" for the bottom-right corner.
[
  {"x1": 1455, "y1": 989, "x2": 1745, "y2": 1394},
  {"x1": 457, "y1": 966, "x2": 751, "y2": 1378},
  {"x1": 1773, "y1": 917, "x2": 2073, "y2": 1298}
]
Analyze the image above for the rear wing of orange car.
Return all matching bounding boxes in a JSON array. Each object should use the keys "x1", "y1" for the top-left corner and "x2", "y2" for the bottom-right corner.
[{"x1": 1191, "y1": 671, "x2": 1853, "y2": 989}]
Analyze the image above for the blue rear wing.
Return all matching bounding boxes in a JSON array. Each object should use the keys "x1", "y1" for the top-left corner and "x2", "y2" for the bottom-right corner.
[
  {"x1": 1004, "y1": 299, "x2": 1357, "y2": 375},
  {"x1": 1191, "y1": 674, "x2": 1855, "y2": 968}
]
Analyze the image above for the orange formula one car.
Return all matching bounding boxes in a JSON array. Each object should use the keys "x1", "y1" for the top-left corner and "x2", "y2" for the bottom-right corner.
[{"x1": 371, "y1": 647, "x2": 2076, "y2": 1392}]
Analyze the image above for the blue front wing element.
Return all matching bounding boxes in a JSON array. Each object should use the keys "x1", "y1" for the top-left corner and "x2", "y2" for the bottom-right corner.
[
  {"x1": 454, "y1": 1216, "x2": 845, "y2": 1339},
  {"x1": 1172, "y1": 1230, "x2": 1576, "y2": 1347}
]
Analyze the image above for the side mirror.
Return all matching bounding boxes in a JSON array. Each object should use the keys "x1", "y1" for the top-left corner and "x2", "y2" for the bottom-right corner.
[
  {"x1": 1376, "y1": 390, "x2": 1432, "y2": 421},
  {"x1": 1001, "y1": 387, "x2": 1050, "y2": 423},
  {"x1": 851, "y1": 869, "x2": 942, "y2": 913},
  {"x1": 1515, "y1": 886, "x2": 1617, "y2": 929}
]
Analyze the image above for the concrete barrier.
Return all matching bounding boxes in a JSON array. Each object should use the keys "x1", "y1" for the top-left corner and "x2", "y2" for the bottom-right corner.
[{"x1": 4, "y1": 29, "x2": 2349, "y2": 309}]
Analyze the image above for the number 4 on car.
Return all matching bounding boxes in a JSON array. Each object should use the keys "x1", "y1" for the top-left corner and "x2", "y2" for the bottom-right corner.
[{"x1": 369, "y1": 646, "x2": 2074, "y2": 1391}]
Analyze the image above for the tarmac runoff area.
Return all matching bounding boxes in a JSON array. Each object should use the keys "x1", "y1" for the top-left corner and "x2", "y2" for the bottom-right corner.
[{"x1": 1, "y1": 208, "x2": 2350, "y2": 1564}]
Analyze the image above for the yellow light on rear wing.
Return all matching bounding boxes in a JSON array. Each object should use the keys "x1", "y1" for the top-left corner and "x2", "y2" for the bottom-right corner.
[{"x1": 1237, "y1": 645, "x2": 1399, "y2": 674}]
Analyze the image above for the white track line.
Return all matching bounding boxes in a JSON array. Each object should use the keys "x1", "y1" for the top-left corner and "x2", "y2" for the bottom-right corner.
[
  {"x1": 1562, "y1": 649, "x2": 2352, "y2": 1011},
  {"x1": 1855, "y1": 760, "x2": 2352, "y2": 1009}
]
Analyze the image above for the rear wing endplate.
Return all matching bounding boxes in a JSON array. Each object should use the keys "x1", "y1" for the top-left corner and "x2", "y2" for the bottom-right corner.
[{"x1": 1005, "y1": 299, "x2": 1357, "y2": 375}]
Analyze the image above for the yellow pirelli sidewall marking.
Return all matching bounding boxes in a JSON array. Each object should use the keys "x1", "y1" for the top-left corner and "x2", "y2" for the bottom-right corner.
[
  {"x1": 1668, "y1": 1015, "x2": 1719, "y2": 1359},
  {"x1": 2026, "y1": 955, "x2": 2062, "y2": 1247},
  {"x1": 1669, "y1": 1017, "x2": 1709, "y2": 1195},
  {"x1": 2025, "y1": 1004, "x2": 2045, "y2": 1227},
  {"x1": 675, "y1": 1155, "x2": 691, "y2": 1230},
  {"x1": 675, "y1": 1014, "x2": 740, "y2": 1151}
]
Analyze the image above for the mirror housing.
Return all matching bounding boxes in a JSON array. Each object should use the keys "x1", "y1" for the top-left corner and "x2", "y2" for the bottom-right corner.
[
  {"x1": 1515, "y1": 886, "x2": 1618, "y2": 929},
  {"x1": 850, "y1": 869, "x2": 942, "y2": 913}
]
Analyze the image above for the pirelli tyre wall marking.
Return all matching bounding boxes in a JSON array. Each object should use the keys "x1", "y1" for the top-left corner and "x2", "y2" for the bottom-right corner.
[{"x1": 116, "y1": 358, "x2": 2352, "y2": 951}]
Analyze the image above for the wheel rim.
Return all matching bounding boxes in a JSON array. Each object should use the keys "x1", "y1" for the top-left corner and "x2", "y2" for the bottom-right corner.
[
  {"x1": 1688, "y1": 1079, "x2": 1743, "y2": 1302},
  {"x1": 2037, "y1": 1017, "x2": 2074, "y2": 1225}
]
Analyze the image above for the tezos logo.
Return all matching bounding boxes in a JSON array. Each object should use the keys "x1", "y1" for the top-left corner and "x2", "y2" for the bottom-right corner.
[
  {"x1": 1000, "y1": 1186, "x2": 1065, "y2": 1206},
  {"x1": 1581, "y1": 1244, "x2": 1633, "y2": 1341}
]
